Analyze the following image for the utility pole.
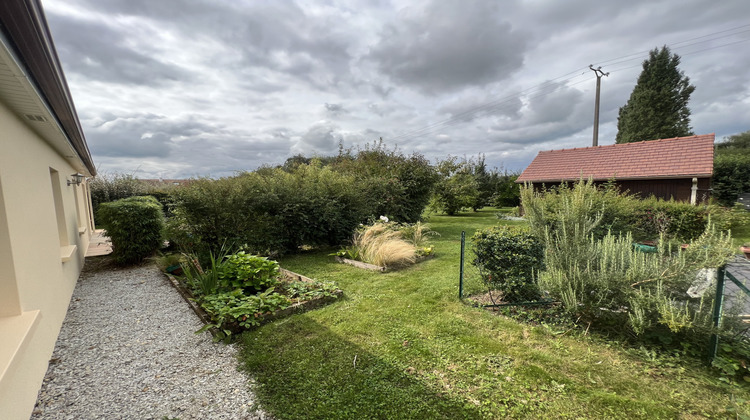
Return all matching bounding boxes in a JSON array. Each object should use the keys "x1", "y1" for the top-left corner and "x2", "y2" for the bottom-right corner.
[{"x1": 589, "y1": 65, "x2": 609, "y2": 147}]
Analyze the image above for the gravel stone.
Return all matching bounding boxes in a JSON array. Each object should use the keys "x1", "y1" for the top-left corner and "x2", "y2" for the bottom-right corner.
[{"x1": 32, "y1": 263, "x2": 269, "y2": 420}]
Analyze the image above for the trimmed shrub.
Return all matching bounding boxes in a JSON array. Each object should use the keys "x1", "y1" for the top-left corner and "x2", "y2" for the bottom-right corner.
[
  {"x1": 97, "y1": 196, "x2": 165, "y2": 265},
  {"x1": 471, "y1": 225, "x2": 544, "y2": 302}
]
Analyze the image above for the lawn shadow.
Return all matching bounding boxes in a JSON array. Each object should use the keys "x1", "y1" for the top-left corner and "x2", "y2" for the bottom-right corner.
[{"x1": 239, "y1": 315, "x2": 484, "y2": 420}]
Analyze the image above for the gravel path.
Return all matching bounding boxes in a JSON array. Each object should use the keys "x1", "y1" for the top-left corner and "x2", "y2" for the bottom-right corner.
[{"x1": 32, "y1": 262, "x2": 268, "y2": 420}]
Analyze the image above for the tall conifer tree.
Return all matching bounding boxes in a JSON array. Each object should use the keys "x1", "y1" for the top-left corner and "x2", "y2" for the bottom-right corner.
[{"x1": 615, "y1": 46, "x2": 695, "y2": 143}]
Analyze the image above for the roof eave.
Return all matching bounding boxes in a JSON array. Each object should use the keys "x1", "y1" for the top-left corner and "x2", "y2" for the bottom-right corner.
[
  {"x1": 515, "y1": 174, "x2": 712, "y2": 184},
  {"x1": 0, "y1": 0, "x2": 95, "y2": 176}
]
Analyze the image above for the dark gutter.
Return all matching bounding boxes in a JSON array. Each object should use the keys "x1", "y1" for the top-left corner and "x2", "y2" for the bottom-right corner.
[
  {"x1": 0, "y1": 0, "x2": 96, "y2": 175},
  {"x1": 515, "y1": 174, "x2": 713, "y2": 184}
]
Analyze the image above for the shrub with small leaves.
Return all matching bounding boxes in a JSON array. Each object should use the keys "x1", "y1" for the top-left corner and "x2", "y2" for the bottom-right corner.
[
  {"x1": 97, "y1": 196, "x2": 165, "y2": 265},
  {"x1": 472, "y1": 225, "x2": 544, "y2": 302}
]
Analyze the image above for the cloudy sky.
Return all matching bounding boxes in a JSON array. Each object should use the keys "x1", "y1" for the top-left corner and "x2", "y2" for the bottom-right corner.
[{"x1": 42, "y1": 0, "x2": 750, "y2": 178}]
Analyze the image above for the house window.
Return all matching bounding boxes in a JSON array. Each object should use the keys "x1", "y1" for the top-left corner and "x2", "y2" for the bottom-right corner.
[
  {"x1": 0, "y1": 176, "x2": 21, "y2": 316},
  {"x1": 83, "y1": 182, "x2": 95, "y2": 231},
  {"x1": 49, "y1": 169, "x2": 68, "y2": 247}
]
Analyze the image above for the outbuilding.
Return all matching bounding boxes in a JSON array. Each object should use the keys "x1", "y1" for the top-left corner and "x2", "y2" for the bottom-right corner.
[{"x1": 516, "y1": 134, "x2": 715, "y2": 204}]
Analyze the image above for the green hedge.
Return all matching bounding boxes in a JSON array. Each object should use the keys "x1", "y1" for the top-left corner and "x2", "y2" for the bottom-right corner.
[
  {"x1": 89, "y1": 173, "x2": 146, "y2": 217},
  {"x1": 169, "y1": 144, "x2": 439, "y2": 256},
  {"x1": 713, "y1": 153, "x2": 750, "y2": 207},
  {"x1": 168, "y1": 164, "x2": 369, "y2": 256},
  {"x1": 97, "y1": 196, "x2": 165, "y2": 265}
]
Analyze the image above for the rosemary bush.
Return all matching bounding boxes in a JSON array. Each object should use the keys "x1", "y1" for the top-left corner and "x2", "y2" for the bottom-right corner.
[
  {"x1": 520, "y1": 179, "x2": 731, "y2": 244},
  {"x1": 539, "y1": 220, "x2": 734, "y2": 336}
]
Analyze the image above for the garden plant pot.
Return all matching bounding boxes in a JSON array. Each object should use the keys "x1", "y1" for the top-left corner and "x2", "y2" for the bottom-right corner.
[{"x1": 166, "y1": 264, "x2": 183, "y2": 276}]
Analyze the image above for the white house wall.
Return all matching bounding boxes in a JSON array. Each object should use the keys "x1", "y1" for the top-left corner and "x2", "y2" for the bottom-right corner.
[{"x1": 0, "y1": 97, "x2": 93, "y2": 420}]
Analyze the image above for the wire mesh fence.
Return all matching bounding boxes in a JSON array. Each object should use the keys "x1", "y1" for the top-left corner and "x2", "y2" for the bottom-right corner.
[{"x1": 711, "y1": 258, "x2": 750, "y2": 360}]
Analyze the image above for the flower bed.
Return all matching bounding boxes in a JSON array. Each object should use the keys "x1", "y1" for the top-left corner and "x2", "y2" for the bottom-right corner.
[{"x1": 162, "y1": 252, "x2": 342, "y2": 339}]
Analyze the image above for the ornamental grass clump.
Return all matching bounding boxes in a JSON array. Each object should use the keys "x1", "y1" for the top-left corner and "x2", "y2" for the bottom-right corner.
[{"x1": 353, "y1": 222, "x2": 417, "y2": 268}]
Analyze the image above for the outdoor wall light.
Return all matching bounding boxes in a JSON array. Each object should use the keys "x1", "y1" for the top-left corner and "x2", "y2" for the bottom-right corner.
[{"x1": 67, "y1": 173, "x2": 85, "y2": 186}]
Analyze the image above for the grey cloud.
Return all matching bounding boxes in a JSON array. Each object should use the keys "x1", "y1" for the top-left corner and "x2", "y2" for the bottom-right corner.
[
  {"x1": 66, "y1": 0, "x2": 354, "y2": 89},
  {"x1": 296, "y1": 121, "x2": 343, "y2": 153},
  {"x1": 325, "y1": 103, "x2": 348, "y2": 117},
  {"x1": 484, "y1": 82, "x2": 590, "y2": 145},
  {"x1": 366, "y1": 0, "x2": 527, "y2": 94},
  {"x1": 45, "y1": 13, "x2": 191, "y2": 86},
  {"x1": 84, "y1": 113, "x2": 221, "y2": 159},
  {"x1": 438, "y1": 93, "x2": 523, "y2": 123}
]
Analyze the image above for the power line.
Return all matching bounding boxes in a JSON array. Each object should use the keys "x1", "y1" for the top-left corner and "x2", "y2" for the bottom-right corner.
[
  {"x1": 388, "y1": 71, "x2": 590, "y2": 142},
  {"x1": 595, "y1": 24, "x2": 750, "y2": 67},
  {"x1": 387, "y1": 24, "x2": 750, "y2": 143}
]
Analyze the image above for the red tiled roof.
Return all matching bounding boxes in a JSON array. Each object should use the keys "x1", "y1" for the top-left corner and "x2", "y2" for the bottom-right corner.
[{"x1": 516, "y1": 134, "x2": 715, "y2": 183}]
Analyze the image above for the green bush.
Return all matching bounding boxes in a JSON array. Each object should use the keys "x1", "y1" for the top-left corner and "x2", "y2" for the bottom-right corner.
[
  {"x1": 471, "y1": 225, "x2": 544, "y2": 302},
  {"x1": 713, "y1": 153, "x2": 750, "y2": 207},
  {"x1": 521, "y1": 179, "x2": 730, "y2": 243},
  {"x1": 97, "y1": 196, "x2": 165, "y2": 265},
  {"x1": 630, "y1": 198, "x2": 731, "y2": 242},
  {"x1": 331, "y1": 141, "x2": 438, "y2": 222},
  {"x1": 490, "y1": 173, "x2": 521, "y2": 208},
  {"x1": 539, "y1": 222, "x2": 734, "y2": 336},
  {"x1": 218, "y1": 252, "x2": 280, "y2": 293}
]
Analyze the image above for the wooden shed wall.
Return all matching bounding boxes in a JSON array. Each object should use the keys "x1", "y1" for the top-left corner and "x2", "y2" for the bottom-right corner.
[{"x1": 526, "y1": 177, "x2": 711, "y2": 203}]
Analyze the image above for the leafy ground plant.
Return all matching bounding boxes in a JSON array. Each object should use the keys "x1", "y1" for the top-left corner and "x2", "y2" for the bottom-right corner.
[{"x1": 173, "y1": 250, "x2": 341, "y2": 339}]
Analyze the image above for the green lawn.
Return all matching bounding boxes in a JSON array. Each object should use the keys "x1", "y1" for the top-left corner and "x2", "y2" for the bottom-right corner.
[{"x1": 238, "y1": 208, "x2": 746, "y2": 419}]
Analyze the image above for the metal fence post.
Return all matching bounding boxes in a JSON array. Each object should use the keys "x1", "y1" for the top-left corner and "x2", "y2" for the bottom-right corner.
[
  {"x1": 459, "y1": 231, "x2": 465, "y2": 299},
  {"x1": 708, "y1": 265, "x2": 726, "y2": 363}
]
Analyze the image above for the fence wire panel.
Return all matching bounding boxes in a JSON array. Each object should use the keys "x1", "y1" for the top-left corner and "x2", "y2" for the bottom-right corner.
[{"x1": 724, "y1": 257, "x2": 750, "y2": 329}]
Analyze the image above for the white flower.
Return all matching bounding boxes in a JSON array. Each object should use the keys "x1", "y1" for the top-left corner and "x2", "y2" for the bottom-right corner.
[{"x1": 379, "y1": 215, "x2": 389, "y2": 223}]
